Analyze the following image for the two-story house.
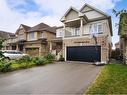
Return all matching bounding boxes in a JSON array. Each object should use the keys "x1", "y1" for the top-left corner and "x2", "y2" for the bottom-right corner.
[
  {"x1": 5, "y1": 23, "x2": 56, "y2": 56},
  {"x1": 50, "y1": 3, "x2": 112, "y2": 63}
]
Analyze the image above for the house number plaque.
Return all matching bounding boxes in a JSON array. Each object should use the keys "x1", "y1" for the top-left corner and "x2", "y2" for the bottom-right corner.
[{"x1": 74, "y1": 41, "x2": 90, "y2": 43}]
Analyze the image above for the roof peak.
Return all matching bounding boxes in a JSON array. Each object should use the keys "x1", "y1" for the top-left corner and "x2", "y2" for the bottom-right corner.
[{"x1": 80, "y1": 3, "x2": 110, "y2": 17}]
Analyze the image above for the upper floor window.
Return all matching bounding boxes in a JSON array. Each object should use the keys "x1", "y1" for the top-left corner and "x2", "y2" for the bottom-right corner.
[
  {"x1": 19, "y1": 34, "x2": 24, "y2": 40},
  {"x1": 89, "y1": 24, "x2": 94, "y2": 34},
  {"x1": 56, "y1": 29, "x2": 63, "y2": 37},
  {"x1": 40, "y1": 32, "x2": 45, "y2": 38},
  {"x1": 28, "y1": 32, "x2": 35, "y2": 40},
  {"x1": 73, "y1": 28, "x2": 80, "y2": 36},
  {"x1": 98, "y1": 23, "x2": 103, "y2": 33},
  {"x1": 89, "y1": 23, "x2": 103, "y2": 35}
]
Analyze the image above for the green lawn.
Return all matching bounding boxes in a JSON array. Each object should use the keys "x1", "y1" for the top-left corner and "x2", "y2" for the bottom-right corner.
[{"x1": 86, "y1": 63, "x2": 127, "y2": 94}]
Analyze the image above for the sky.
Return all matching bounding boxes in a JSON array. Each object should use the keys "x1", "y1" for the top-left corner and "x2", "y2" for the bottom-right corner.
[{"x1": 0, "y1": 0, "x2": 127, "y2": 48}]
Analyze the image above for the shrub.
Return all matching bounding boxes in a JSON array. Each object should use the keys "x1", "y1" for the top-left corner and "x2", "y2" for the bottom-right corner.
[
  {"x1": 0, "y1": 61, "x2": 12, "y2": 72},
  {"x1": 20, "y1": 62, "x2": 31, "y2": 69},
  {"x1": 0, "y1": 39, "x2": 4, "y2": 58},
  {"x1": 33, "y1": 57, "x2": 47, "y2": 66},
  {"x1": 11, "y1": 63, "x2": 20, "y2": 70},
  {"x1": 44, "y1": 53, "x2": 55, "y2": 62},
  {"x1": 16, "y1": 56, "x2": 32, "y2": 64}
]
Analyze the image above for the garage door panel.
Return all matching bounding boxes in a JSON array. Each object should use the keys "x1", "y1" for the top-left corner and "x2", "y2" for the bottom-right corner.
[
  {"x1": 26, "y1": 48, "x2": 39, "y2": 57},
  {"x1": 67, "y1": 46, "x2": 101, "y2": 62}
]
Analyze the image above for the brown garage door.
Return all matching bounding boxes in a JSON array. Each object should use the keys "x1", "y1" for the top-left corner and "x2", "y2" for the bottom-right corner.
[{"x1": 26, "y1": 48, "x2": 39, "y2": 57}]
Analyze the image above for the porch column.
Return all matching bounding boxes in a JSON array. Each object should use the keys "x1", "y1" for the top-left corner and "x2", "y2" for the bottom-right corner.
[
  {"x1": 80, "y1": 18, "x2": 83, "y2": 36},
  {"x1": 63, "y1": 23, "x2": 66, "y2": 38},
  {"x1": 64, "y1": 43, "x2": 67, "y2": 61},
  {"x1": 16, "y1": 44, "x2": 19, "y2": 51}
]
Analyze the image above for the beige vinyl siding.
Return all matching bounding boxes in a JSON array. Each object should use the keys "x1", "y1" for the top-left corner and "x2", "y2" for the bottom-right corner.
[
  {"x1": 65, "y1": 10, "x2": 79, "y2": 21},
  {"x1": 83, "y1": 25, "x2": 90, "y2": 35},
  {"x1": 84, "y1": 10, "x2": 105, "y2": 20},
  {"x1": 56, "y1": 28, "x2": 63, "y2": 38},
  {"x1": 81, "y1": 6, "x2": 93, "y2": 13}
]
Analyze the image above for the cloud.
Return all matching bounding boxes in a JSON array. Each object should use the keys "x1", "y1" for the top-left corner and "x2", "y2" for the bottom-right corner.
[
  {"x1": 34, "y1": 0, "x2": 122, "y2": 14},
  {"x1": 6, "y1": 0, "x2": 27, "y2": 8},
  {"x1": 0, "y1": 0, "x2": 122, "y2": 33}
]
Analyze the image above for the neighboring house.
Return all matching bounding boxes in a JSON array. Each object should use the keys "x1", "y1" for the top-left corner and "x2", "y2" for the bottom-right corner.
[
  {"x1": 114, "y1": 42, "x2": 122, "y2": 60},
  {"x1": 118, "y1": 12, "x2": 127, "y2": 63},
  {"x1": 0, "y1": 31, "x2": 15, "y2": 50},
  {"x1": 0, "y1": 30, "x2": 14, "y2": 40},
  {"x1": 4, "y1": 23, "x2": 56, "y2": 56},
  {"x1": 50, "y1": 3, "x2": 112, "y2": 63},
  {"x1": 115, "y1": 42, "x2": 120, "y2": 50}
]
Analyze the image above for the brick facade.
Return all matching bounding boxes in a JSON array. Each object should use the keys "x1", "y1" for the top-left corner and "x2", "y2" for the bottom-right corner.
[{"x1": 62, "y1": 36, "x2": 110, "y2": 62}]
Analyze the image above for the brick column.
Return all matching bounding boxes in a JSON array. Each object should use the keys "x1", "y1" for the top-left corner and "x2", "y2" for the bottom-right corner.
[{"x1": 49, "y1": 42, "x2": 52, "y2": 52}]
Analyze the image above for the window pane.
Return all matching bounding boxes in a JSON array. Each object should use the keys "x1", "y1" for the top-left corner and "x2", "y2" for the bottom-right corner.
[
  {"x1": 56, "y1": 29, "x2": 63, "y2": 37},
  {"x1": 19, "y1": 34, "x2": 24, "y2": 40},
  {"x1": 98, "y1": 24, "x2": 102, "y2": 33},
  {"x1": 40, "y1": 32, "x2": 44, "y2": 38},
  {"x1": 74, "y1": 28, "x2": 80, "y2": 36},
  {"x1": 94, "y1": 24, "x2": 97, "y2": 34},
  {"x1": 89, "y1": 24, "x2": 93, "y2": 35},
  {"x1": 29, "y1": 32, "x2": 34, "y2": 39}
]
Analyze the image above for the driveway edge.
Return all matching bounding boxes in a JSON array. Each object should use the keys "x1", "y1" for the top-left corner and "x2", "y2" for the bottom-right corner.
[{"x1": 84, "y1": 65, "x2": 104, "y2": 94}]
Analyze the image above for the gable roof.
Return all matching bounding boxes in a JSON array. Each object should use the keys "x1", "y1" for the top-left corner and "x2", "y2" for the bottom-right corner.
[
  {"x1": 29, "y1": 23, "x2": 50, "y2": 32},
  {"x1": 0, "y1": 31, "x2": 15, "y2": 40},
  {"x1": 80, "y1": 4, "x2": 112, "y2": 36},
  {"x1": 28, "y1": 23, "x2": 56, "y2": 34},
  {"x1": 60, "y1": 7, "x2": 79, "y2": 21},
  {"x1": 16, "y1": 24, "x2": 31, "y2": 34},
  {"x1": 65, "y1": 7, "x2": 79, "y2": 17},
  {"x1": 42, "y1": 27, "x2": 56, "y2": 34},
  {"x1": 80, "y1": 3, "x2": 110, "y2": 17},
  {"x1": 21, "y1": 24, "x2": 31, "y2": 31}
]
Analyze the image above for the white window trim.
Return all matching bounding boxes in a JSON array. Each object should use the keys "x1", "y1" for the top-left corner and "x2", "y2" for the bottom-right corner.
[
  {"x1": 89, "y1": 22, "x2": 103, "y2": 36},
  {"x1": 18, "y1": 34, "x2": 24, "y2": 40},
  {"x1": 28, "y1": 32, "x2": 36, "y2": 41},
  {"x1": 56, "y1": 29, "x2": 63, "y2": 38},
  {"x1": 40, "y1": 32, "x2": 45, "y2": 38},
  {"x1": 73, "y1": 28, "x2": 80, "y2": 36}
]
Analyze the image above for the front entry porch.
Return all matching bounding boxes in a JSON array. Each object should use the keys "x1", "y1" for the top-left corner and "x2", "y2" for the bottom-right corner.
[{"x1": 50, "y1": 38, "x2": 63, "y2": 60}]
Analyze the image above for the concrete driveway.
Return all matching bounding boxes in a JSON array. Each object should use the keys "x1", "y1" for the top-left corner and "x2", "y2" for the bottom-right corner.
[{"x1": 0, "y1": 62, "x2": 101, "y2": 95}]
